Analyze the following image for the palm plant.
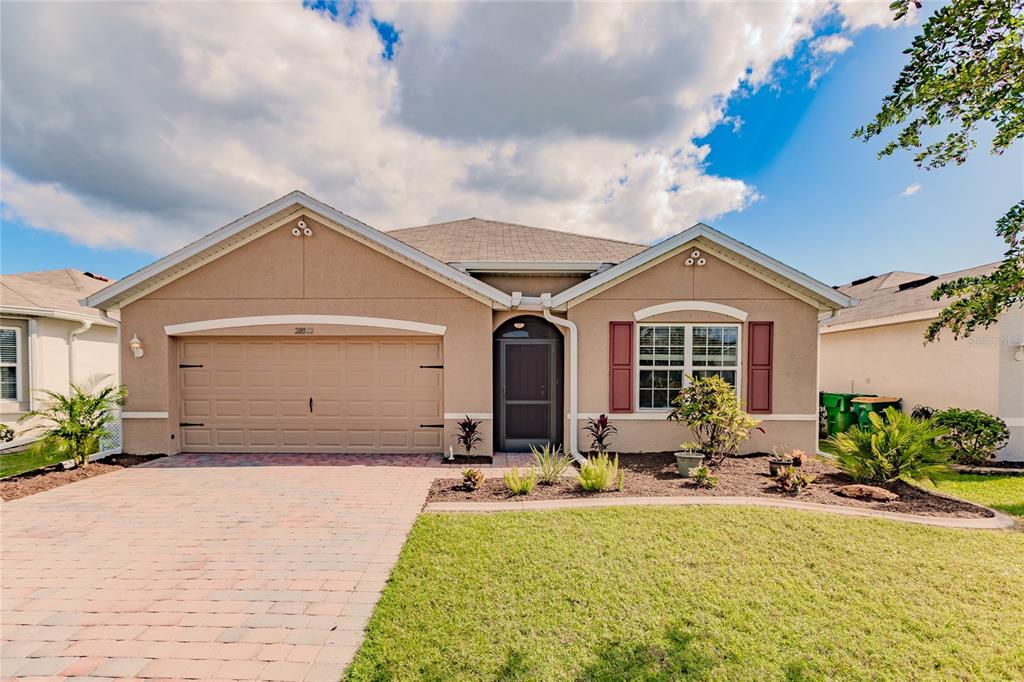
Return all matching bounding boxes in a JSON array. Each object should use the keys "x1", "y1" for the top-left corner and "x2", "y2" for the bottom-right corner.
[
  {"x1": 18, "y1": 377, "x2": 126, "y2": 468},
  {"x1": 820, "y1": 407, "x2": 952, "y2": 484}
]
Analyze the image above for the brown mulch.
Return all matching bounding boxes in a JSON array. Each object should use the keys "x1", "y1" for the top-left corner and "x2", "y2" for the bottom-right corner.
[
  {"x1": 447, "y1": 454, "x2": 493, "y2": 465},
  {"x1": 0, "y1": 454, "x2": 165, "y2": 501},
  {"x1": 427, "y1": 452, "x2": 993, "y2": 518}
]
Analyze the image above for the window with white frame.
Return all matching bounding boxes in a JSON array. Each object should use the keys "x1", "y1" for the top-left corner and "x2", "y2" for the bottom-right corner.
[
  {"x1": 0, "y1": 327, "x2": 20, "y2": 401},
  {"x1": 638, "y1": 324, "x2": 739, "y2": 409}
]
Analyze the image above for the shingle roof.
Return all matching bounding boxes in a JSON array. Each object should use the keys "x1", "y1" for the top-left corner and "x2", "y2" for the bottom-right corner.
[
  {"x1": 1, "y1": 269, "x2": 118, "y2": 321},
  {"x1": 388, "y1": 217, "x2": 647, "y2": 264},
  {"x1": 823, "y1": 262, "x2": 1000, "y2": 327}
]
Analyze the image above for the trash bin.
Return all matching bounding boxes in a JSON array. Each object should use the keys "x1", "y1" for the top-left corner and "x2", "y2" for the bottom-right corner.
[
  {"x1": 850, "y1": 396, "x2": 902, "y2": 428},
  {"x1": 821, "y1": 392, "x2": 873, "y2": 436}
]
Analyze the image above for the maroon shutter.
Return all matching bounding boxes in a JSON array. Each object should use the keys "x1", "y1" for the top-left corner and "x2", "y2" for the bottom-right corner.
[
  {"x1": 609, "y1": 321, "x2": 634, "y2": 413},
  {"x1": 747, "y1": 321, "x2": 773, "y2": 414}
]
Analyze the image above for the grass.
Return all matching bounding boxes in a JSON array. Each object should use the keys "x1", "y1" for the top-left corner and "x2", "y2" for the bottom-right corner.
[
  {"x1": 347, "y1": 507, "x2": 1024, "y2": 681},
  {"x1": 927, "y1": 471, "x2": 1024, "y2": 517},
  {"x1": 0, "y1": 444, "x2": 67, "y2": 479}
]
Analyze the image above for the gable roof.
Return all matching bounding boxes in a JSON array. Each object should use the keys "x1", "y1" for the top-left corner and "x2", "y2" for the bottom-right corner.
[
  {"x1": 85, "y1": 192, "x2": 514, "y2": 310},
  {"x1": 1, "y1": 269, "x2": 118, "y2": 325},
  {"x1": 821, "y1": 262, "x2": 999, "y2": 331},
  {"x1": 388, "y1": 218, "x2": 646, "y2": 264},
  {"x1": 549, "y1": 223, "x2": 853, "y2": 311}
]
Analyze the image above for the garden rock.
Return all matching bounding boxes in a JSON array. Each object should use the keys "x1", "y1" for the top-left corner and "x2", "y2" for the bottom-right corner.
[{"x1": 834, "y1": 484, "x2": 899, "y2": 502}]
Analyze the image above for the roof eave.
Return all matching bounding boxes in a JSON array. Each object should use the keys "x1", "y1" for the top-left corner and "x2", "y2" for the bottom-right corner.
[{"x1": 85, "y1": 191, "x2": 513, "y2": 310}]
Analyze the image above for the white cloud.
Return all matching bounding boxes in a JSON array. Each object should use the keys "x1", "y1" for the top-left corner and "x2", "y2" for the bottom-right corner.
[
  {"x1": 900, "y1": 182, "x2": 923, "y2": 197},
  {"x1": 1, "y1": 2, "x2": 906, "y2": 254},
  {"x1": 812, "y1": 34, "x2": 854, "y2": 55}
]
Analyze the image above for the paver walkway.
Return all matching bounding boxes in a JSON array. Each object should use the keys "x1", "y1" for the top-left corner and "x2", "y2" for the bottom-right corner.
[{"x1": 1, "y1": 454, "x2": 441, "y2": 681}]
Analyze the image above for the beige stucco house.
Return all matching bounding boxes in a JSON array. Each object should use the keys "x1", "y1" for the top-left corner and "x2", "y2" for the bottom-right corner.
[
  {"x1": 820, "y1": 264, "x2": 1024, "y2": 461},
  {"x1": 1, "y1": 269, "x2": 120, "y2": 449},
  {"x1": 85, "y1": 191, "x2": 851, "y2": 458}
]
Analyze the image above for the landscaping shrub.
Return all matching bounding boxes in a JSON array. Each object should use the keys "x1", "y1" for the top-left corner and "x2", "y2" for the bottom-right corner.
[
  {"x1": 820, "y1": 407, "x2": 952, "y2": 484},
  {"x1": 667, "y1": 374, "x2": 762, "y2": 466},
  {"x1": 455, "y1": 415, "x2": 484, "y2": 456},
  {"x1": 503, "y1": 466, "x2": 537, "y2": 495},
  {"x1": 531, "y1": 443, "x2": 571, "y2": 484},
  {"x1": 18, "y1": 377, "x2": 125, "y2": 468},
  {"x1": 461, "y1": 468, "x2": 485, "y2": 491},
  {"x1": 578, "y1": 452, "x2": 621, "y2": 492},
  {"x1": 583, "y1": 414, "x2": 617, "y2": 453},
  {"x1": 774, "y1": 466, "x2": 815, "y2": 496},
  {"x1": 932, "y1": 408, "x2": 1010, "y2": 465},
  {"x1": 688, "y1": 465, "x2": 718, "y2": 489},
  {"x1": 0, "y1": 423, "x2": 13, "y2": 443}
]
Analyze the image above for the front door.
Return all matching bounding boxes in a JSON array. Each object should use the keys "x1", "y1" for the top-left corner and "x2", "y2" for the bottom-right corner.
[{"x1": 494, "y1": 317, "x2": 563, "y2": 452}]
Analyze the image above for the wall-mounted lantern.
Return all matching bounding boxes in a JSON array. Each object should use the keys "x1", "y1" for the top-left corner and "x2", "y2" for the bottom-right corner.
[{"x1": 129, "y1": 334, "x2": 144, "y2": 358}]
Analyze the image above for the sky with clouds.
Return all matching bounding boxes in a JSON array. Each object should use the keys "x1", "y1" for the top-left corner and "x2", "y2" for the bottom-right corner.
[{"x1": 2, "y1": 1, "x2": 1021, "y2": 285}]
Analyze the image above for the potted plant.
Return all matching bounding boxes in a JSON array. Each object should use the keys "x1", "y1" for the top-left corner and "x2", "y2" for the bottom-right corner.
[
  {"x1": 674, "y1": 442, "x2": 705, "y2": 476},
  {"x1": 769, "y1": 446, "x2": 794, "y2": 476},
  {"x1": 667, "y1": 374, "x2": 763, "y2": 476}
]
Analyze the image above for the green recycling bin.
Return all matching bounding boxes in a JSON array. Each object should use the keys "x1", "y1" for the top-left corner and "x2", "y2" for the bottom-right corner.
[
  {"x1": 821, "y1": 392, "x2": 873, "y2": 436},
  {"x1": 850, "y1": 396, "x2": 902, "y2": 428}
]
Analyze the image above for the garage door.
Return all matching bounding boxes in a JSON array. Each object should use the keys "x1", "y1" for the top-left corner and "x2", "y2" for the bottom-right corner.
[{"x1": 178, "y1": 337, "x2": 443, "y2": 453}]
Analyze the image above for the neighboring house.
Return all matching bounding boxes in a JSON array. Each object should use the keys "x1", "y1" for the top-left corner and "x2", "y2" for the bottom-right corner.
[
  {"x1": 85, "y1": 191, "x2": 851, "y2": 458},
  {"x1": 0, "y1": 269, "x2": 120, "y2": 448},
  {"x1": 820, "y1": 264, "x2": 1024, "y2": 461}
]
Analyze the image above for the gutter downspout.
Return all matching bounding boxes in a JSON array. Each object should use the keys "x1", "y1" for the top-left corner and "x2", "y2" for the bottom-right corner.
[
  {"x1": 541, "y1": 294, "x2": 584, "y2": 464},
  {"x1": 68, "y1": 320, "x2": 92, "y2": 388},
  {"x1": 816, "y1": 310, "x2": 838, "y2": 454}
]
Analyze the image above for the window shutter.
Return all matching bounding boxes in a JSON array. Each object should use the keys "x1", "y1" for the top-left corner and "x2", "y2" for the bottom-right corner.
[
  {"x1": 746, "y1": 321, "x2": 773, "y2": 413},
  {"x1": 609, "y1": 321, "x2": 634, "y2": 413}
]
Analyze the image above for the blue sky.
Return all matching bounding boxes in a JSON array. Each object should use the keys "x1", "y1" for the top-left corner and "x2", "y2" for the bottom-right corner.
[{"x1": 2, "y1": 4, "x2": 1020, "y2": 287}]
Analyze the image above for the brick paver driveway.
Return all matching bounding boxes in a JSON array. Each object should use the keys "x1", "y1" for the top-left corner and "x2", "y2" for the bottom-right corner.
[{"x1": 1, "y1": 454, "x2": 440, "y2": 681}]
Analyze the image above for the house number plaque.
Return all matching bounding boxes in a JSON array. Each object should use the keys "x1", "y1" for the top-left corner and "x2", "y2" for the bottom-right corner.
[{"x1": 293, "y1": 327, "x2": 315, "y2": 335}]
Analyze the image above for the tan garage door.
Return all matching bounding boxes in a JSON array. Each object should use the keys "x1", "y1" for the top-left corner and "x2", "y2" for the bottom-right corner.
[{"x1": 178, "y1": 337, "x2": 443, "y2": 453}]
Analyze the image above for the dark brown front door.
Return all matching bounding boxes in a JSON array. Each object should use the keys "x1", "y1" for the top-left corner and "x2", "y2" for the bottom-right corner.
[{"x1": 496, "y1": 337, "x2": 563, "y2": 452}]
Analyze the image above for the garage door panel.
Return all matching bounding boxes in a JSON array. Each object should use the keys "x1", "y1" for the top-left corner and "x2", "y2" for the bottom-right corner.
[{"x1": 179, "y1": 336, "x2": 442, "y2": 453}]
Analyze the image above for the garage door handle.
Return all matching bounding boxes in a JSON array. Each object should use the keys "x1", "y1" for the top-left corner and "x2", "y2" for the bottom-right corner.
[
  {"x1": 419, "y1": 423, "x2": 444, "y2": 428},
  {"x1": 179, "y1": 422, "x2": 204, "y2": 427},
  {"x1": 179, "y1": 364, "x2": 204, "y2": 368},
  {"x1": 419, "y1": 364, "x2": 443, "y2": 369},
  {"x1": 309, "y1": 397, "x2": 314, "y2": 413}
]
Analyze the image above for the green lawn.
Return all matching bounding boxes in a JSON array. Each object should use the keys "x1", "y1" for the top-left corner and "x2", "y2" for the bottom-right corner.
[
  {"x1": 347, "y1": 507, "x2": 1023, "y2": 681},
  {"x1": 928, "y1": 471, "x2": 1024, "y2": 517},
  {"x1": 0, "y1": 445, "x2": 67, "y2": 479}
]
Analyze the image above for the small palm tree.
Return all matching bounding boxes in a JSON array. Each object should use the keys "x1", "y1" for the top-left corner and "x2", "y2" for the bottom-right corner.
[
  {"x1": 820, "y1": 407, "x2": 951, "y2": 484},
  {"x1": 18, "y1": 376, "x2": 126, "y2": 468}
]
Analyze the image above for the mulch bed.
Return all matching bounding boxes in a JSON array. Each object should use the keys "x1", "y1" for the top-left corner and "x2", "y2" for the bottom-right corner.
[
  {"x1": 0, "y1": 454, "x2": 165, "y2": 502},
  {"x1": 427, "y1": 452, "x2": 993, "y2": 518},
  {"x1": 446, "y1": 454, "x2": 493, "y2": 465}
]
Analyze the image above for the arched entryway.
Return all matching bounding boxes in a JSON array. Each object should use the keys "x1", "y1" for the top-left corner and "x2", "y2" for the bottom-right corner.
[{"x1": 493, "y1": 316, "x2": 564, "y2": 452}]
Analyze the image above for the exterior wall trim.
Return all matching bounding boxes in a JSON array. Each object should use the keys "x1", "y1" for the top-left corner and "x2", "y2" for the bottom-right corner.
[
  {"x1": 122, "y1": 411, "x2": 170, "y2": 419},
  {"x1": 444, "y1": 412, "x2": 493, "y2": 420},
  {"x1": 576, "y1": 412, "x2": 816, "y2": 421},
  {"x1": 164, "y1": 315, "x2": 447, "y2": 336},
  {"x1": 820, "y1": 309, "x2": 940, "y2": 334},
  {"x1": 633, "y1": 301, "x2": 749, "y2": 322}
]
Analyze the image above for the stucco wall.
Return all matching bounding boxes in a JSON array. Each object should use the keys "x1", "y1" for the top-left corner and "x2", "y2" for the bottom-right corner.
[
  {"x1": 476, "y1": 274, "x2": 586, "y2": 296},
  {"x1": 821, "y1": 314, "x2": 1023, "y2": 460},
  {"x1": 569, "y1": 245, "x2": 820, "y2": 454},
  {"x1": 119, "y1": 216, "x2": 494, "y2": 455},
  {"x1": 0, "y1": 316, "x2": 118, "y2": 442}
]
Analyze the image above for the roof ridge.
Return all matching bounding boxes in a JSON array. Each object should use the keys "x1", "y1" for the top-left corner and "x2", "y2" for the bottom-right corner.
[{"x1": 389, "y1": 217, "x2": 647, "y2": 248}]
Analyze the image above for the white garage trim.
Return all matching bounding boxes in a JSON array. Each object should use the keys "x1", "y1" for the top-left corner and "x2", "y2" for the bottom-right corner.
[
  {"x1": 122, "y1": 411, "x2": 169, "y2": 419},
  {"x1": 164, "y1": 315, "x2": 447, "y2": 336},
  {"x1": 634, "y1": 301, "x2": 749, "y2": 322}
]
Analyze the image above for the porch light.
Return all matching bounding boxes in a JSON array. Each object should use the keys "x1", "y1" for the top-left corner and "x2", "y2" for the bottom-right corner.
[
  {"x1": 129, "y1": 334, "x2": 144, "y2": 359},
  {"x1": 513, "y1": 322, "x2": 526, "y2": 329}
]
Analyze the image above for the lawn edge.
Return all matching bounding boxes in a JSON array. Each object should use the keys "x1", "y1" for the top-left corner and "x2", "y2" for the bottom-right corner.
[{"x1": 423, "y1": 495, "x2": 1016, "y2": 530}]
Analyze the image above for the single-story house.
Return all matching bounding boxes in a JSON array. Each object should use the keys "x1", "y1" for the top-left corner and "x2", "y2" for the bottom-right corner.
[
  {"x1": 85, "y1": 191, "x2": 851, "y2": 457},
  {"x1": 1, "y1": 269, "x2": 120, "y2": 449},
  {"x1": 820, "y1": 263, "x2": 1024, "y2": 461}
]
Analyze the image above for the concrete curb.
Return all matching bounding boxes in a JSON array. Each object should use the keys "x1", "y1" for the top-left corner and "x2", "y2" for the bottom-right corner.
[{"x1": 424, "y1": 495, "x2": 1017, "y2": 530}]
